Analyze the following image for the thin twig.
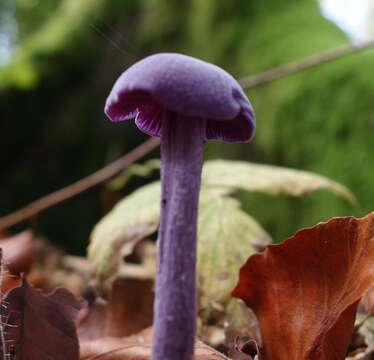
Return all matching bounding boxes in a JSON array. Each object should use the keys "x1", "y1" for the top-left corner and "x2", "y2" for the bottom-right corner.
[
  {"x1": 0, "y1": 138, "x2": 160, "y2": 231},
  {"x1": 86, "y1": 344, "x2": 153, "y2": 360},
  {"x1": 85, "y1": 342, "x2": 230, "y2": 360},
  {"x1": 1, "y1": 40, "x2": 374, "y2": 230},
  {"x1": 239, "y1": 38, "x2": 374, "y2": 88}
]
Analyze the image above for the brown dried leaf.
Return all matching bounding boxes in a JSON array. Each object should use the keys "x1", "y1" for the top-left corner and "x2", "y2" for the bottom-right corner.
[
  {"x1": 77, "y1": 277, "x2": 154, "y2": 341},
  {"x1": 233, "y1": 213, "x2": 374, "y2": 360},
  {"x1": 359, "y1": 287, "x2": 374, "y2": 315},
  {"x1": 0, "y1": 230, "x2": 43, "y2": 274},
  {"x1": 0, "y1": 249, "x2": 21, "y2": 295},
  {"x1": 223, "y1": 300, "x2": 262, "y2": 346},
  {"x1": 105, "y1": 278, "x2": 154, "y2": 337},
  {"x1": 27, "y1": 252, "x2": 92, "y2": 297},
  {"x1": 228, "y1": 337, "x2": 261, "y2": 360},
  {"x1": 80, "y1": 327, "x2": 228, "y2": 360},
  {"x1": 1, "y1": 278, "x2": 83, "y2": 359},
  {"x1": 199, "y1": 326, "x2": 226, "y2": 349},
  {"x1": 78, "y1": 299, "x2": 108, "y2": 341}
]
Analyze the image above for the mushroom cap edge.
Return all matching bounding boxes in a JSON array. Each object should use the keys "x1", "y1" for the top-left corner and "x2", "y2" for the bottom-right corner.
[{"x1": 105, "y1": 53, "x2": 255, "y2": 143}]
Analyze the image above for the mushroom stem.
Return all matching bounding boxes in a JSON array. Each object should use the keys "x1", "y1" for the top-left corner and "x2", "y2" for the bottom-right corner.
[{"x1": 152, "y1": 111, "x2": 206, "y2": 360}]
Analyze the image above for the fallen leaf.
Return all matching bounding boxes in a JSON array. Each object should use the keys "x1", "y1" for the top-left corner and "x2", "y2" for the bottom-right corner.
[
  {"x1": 201, "y1": 160, "x2": 356, "y2": 205},
  {"x1": 105, "y1": 278, "x2": 154, "y2": 337},
  {"x1": 89, "y1": 183, "x2": 270, "y2": 325},
  {"x1": 78, "y1": 298, "x2": 108, "y2": 341},
  {"x1": 233, "y1": 213, "x2": 374, "y2": 360},
  {"x1": 199, "y1": 326, "x2": 226, "y2": 349},
  {"x1": 359, "y1": 287, "x2": 374, "y2": 315},
  {"x1": 0, "y1": 230, "x2": 43, "y2": 274},
  {"x1": 228, "y1": 337, "x2": 261, "y2": 360},
  {"x1": 78, "y1": 274, "x2": 154, "y2": 340},
  {"x1": 197, "y1": 190, "x2": 269, "y2": 323},
  {"x1": 80, "y1": 327, "x2": 228, "y2": 359},
  {"x1": 91, "y1": 159, "x2": 354, "y2": 291},
  {"x1": 0, "y1": 278, "x2": 83, "y2": 359},
  {"x1": 89, "y1": 182, "x2": 161, "y2": 289},
  {"x1": 0, "y1": 248, "x2": 21, "y2": 297},
  {"x1": 223, "y1": 300, "x2": 261, "y2": 348},
  {"x1": 107, "y1": 159, "x2": 356, "y2": 205},
  {"x1": 26, "y1": 253, "x2": 93, "y2": 296},
  {"x1": 89, "y1": 160, "x2": 355, "y2": 338}
]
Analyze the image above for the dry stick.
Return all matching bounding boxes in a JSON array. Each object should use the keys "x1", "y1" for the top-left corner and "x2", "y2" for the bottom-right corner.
[
  {"x1": 239, "y1": 38, "x2": 374, "y2": 88},
  {"x1": 85, "y1": 343, "x2": 230, "y2": 360},
  {"x1": 1, "y1": 39, "x2": 374, "y2": 231},
  {"x1": 0, "y1": 138, "x2": 160, "y2": 231}
]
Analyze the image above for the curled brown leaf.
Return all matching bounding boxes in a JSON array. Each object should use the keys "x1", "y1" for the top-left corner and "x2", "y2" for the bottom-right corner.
[{"x1": 233, "y1": 213, "x2": 374, "y2": 360}]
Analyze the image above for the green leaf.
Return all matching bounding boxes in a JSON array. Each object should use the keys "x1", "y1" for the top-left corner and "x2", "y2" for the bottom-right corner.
[
  {"x1": 197, "y1": 189, "x2": 270, "y2": 321},
  {"x1": 89, "y1": 158, "x2": 356, "y2": 322},
  {"x1": 201, "y1": 159, "x2": 357, "y2": 205},
  {"x1": 106, "y1": 159, "x2": 357, "y2": 204},
  {"x1": 88, "y1": 181, "x2": 271, "y2": 322},
  {"x1": 88, "y1": 182, "x2": 161, "y2": 287},
  {"x1": 108, "y1": 159, "x2": 161, "y2": 191}
]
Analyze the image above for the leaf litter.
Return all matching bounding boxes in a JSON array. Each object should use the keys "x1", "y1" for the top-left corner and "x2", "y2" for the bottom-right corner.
[
  {"x1": 233, "y1": 213, "x2": 374, "y2": 360},
  {"x1": 0, "y1": 164, "x2": 372, "y2": 359}
]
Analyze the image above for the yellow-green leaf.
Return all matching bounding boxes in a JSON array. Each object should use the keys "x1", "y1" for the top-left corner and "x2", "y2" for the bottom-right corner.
[
  {"x1": 88, "y1": 182, "x2": 270, "y2": 322},
  {"x1": 108, "y1": 159, "x2": 161, "y2": 191},
  {"x1": 202, "y1": 160, "x2": 357, "y2": 205},
  {"x1": 88, "y1": 182, "x2": 160, "y2": 287},
  {"x1": 197, "y1": 190, "x2": 270, "y2": 322},
  {"x1": 88, "y1": 158, "x2": 356, "y2": 322}
]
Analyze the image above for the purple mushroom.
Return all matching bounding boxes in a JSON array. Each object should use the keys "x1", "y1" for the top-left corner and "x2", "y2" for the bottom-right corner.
[{"x1": 105, "y1": 53, "x2": 255, "y2": 360}]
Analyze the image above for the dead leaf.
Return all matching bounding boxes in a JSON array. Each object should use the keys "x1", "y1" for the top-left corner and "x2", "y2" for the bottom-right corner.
[
  {"x1": 105, "y1": 278, "x2": 154, "y2": 337},
  {"x1": 78, "y1": 276, "x2": 154, "y2": 341},
  {"x1": 80, "y1": 327, "x2": 228, "y2": 359},
  {"x1": 78, "y1": 298, "x2": 108, "y2": 341},
  {"x1": 197, "y1": 191, "x2": 270, "y2": 323},
  {"x1": 0, "y1": 230, "x2": 43, "y2": 274},
  {"x1": 0, "y1": 278, "x2": 83, "y2": 359},
  {"x1": 221, "y1": 300, "x2": 262, "y2": 357},
  {"x1": 107, "y1": 159, "x2": 356, "y2": 205},
  {"x1": 199, "y1": 326, "x2": 226, "y2": 349},
  {"x1": 201, "y1": 160, "x2": 356, "y2": 205},
  {"x1": 228, "y1": 337, "x2": 260, "y2": 360},
  {"x1": 89, "y1": 182, "x2": 161, "y2": 290},
  {"x1": 233, "y1": 213, "x2": 374, "y2": 360},
  {"x1": 89, "y1": 184, "x2": 270, "y2": 325},
  {"x1": 359, "y1": 287, "x2": 374, "y2": 315},
  {"x1": 0, "y1": 248, "x2": 21, "y2": 297}
]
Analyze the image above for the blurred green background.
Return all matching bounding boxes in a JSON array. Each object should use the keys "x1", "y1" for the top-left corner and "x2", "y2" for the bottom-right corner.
[{"x1": 0, "y1": 0, "x2": 373, "y2": 253}]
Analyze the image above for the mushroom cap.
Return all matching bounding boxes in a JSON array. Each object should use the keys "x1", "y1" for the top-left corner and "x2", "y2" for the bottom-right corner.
[{"x1": 105, "y1": 53, "x2": 255, "y2": 142}]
